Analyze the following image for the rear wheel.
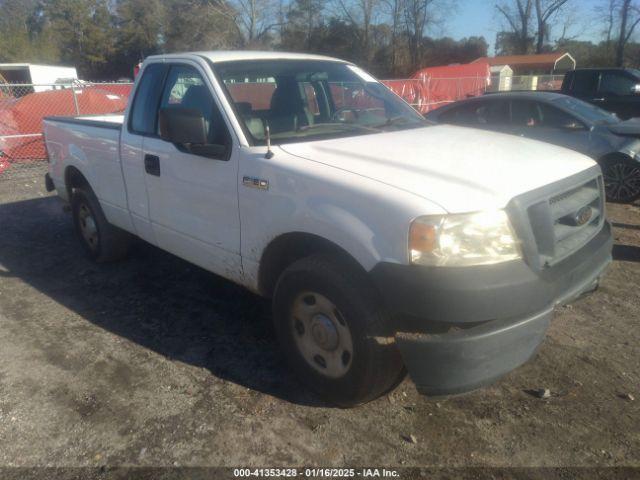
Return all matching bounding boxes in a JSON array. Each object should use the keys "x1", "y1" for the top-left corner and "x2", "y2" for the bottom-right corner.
[
  {"x1": 273, "y1": 254, "x2": 404, "y2": 407},
  {"x1": 71, "y1": 187, "x2": 131, "y2": 262},
  {"x1": 602, "y1": 157, "x2": 640, "y2": 203}
]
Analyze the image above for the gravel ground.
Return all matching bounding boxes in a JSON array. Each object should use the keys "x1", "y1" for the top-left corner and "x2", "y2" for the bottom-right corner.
[{"x1": 0, "y1": 164, "x2": 638, "y2": 476}]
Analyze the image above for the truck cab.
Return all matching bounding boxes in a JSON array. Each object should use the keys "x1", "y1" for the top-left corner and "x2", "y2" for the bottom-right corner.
[{"x1": 562, "y1": 68, "x2": 640, "y2": 120}]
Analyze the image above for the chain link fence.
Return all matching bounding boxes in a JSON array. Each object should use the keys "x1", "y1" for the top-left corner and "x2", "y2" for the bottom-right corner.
[
  {"x1": 0, "y1": 81, "x2": 132, "y2": 181},
  {"x1": 385, "y1": 74, "x2": 565, "y2": 113}
]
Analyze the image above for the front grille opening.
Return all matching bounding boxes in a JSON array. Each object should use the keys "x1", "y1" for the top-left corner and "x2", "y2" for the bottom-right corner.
[{"x1": 528, "y1": 177, "x2": 605, "y2": 267}]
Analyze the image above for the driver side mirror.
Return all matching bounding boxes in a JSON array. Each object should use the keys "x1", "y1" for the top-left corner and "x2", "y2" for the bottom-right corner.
[
  {"x1": 158, "y1": 107, "x2": 228, "y2": 159},
  {"x1": 159, "y1": 107, "x2": 208, "y2": 145}
]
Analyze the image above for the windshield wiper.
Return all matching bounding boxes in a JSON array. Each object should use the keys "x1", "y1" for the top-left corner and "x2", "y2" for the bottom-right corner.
[
  {"x1": 297, "y1": 122, "x2": 379, "y2": 133},
  {"x1": 375, "y1": 116, "x2": 417, "y2": 129}
]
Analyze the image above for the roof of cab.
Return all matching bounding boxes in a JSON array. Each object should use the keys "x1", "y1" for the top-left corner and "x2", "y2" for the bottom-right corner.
[{"x1": 147, "y1": 51, "x2": 347, "y2": 64}]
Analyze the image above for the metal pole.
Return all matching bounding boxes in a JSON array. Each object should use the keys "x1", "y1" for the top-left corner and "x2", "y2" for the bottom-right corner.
[{"x1": 72, "y1": 85, "x2": 80, "y2": 115}]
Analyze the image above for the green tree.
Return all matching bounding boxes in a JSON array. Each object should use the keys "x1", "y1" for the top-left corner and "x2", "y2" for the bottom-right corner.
[
  {"x1": 163, "y1": 0, "x2": 240, "y2": 52},
  {"x1": 534, "y1": 0, "x2": 572, "y2": 53},
  {"x1": 0, "y1": 0, "x2": 59, "y2": 64},
  {"x1": 496, "y1": 0, "x2": 534, "y2": 54},
  {"x1": 282, "y1": 0, "x2": 325, "y2": 51},
  {"x1": 495, "y1": 30, "x2": 534, "y2": 55},
  {"x1": 228, "y1": 0, "x2": 281, "y2": 47},
  {"x1": 614, "y1": 0, "x2": 640, "y2": 66},
  {"x1": 113, "y1": 0, "x2": 166, "y2": 75},
  {"x1": 45, "y1": 0, "x2": 115, "y2": 78}
]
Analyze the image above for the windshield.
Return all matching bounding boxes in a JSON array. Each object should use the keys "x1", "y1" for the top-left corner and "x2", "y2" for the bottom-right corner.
[
  {"x1": 213, "y1": 59, "x2": 427, "y2": 145},
  {"x1": 553, "y1": 96, "x2": 619, "y2": 125}
]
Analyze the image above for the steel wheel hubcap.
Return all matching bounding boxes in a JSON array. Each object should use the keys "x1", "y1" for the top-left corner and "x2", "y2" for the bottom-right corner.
[
  {"x1": 290, "y1": 292, "x2": 353, "y2": 379},
  {"x1": 311, "y1": 314, "x2": 339, "y2": 351},
  {"x1": 604, "y1": 162, "x2": 640, "y2": 201},
  {"x1": 79, "y1": 204, "x2": 98, "y2": 250}
]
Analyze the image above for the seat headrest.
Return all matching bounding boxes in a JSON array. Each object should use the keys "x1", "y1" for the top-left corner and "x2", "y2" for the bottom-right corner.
[{"x1": 270, "y1": 77, "x2": 305, "y2": 115}]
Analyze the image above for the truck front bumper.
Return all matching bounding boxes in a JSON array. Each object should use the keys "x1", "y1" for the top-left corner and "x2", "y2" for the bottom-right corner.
[{"x1": 369, "y1": 222, "x2": 612, "y2": 395}]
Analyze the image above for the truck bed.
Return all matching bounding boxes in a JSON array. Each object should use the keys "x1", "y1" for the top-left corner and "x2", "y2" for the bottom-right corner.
[
  {"x1": 43, "y1": 114, "x2": 131, "y2": 234},
  {"x1": 44, "y1": 114, "x2": 124, "y2": 130}
]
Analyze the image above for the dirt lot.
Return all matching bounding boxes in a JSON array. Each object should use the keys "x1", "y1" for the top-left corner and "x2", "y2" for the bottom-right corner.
[{"x1": 0, "y1": 165, "x2": 638, "y2": 475}]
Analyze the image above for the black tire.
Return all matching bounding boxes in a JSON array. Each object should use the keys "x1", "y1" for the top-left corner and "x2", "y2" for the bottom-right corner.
[
  {"x1": 71, "y1": 187, "x2": 131, "y2": 262},
  {"x1": 273, "y1": 254, "x2": 404, "y2": 407},
  {"x1": 601, "y1": 156, "x2": 640, "y2": 203}
]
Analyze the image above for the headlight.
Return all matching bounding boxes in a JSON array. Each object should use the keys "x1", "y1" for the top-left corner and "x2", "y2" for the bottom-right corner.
[{"x1": 409, "y1": 210, "x2": 521, "y2": 267}]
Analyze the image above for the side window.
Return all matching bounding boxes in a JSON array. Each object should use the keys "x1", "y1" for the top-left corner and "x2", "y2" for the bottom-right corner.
[
  {"x1": 130, "y1": 63, "x2": 165, "y2": 135},
  {"x1": 439, "y1": 101, "x2": 509, "y2": 126},
  {"x1": 572, "y1": 71, "x2": 599, "y2": 96},
  {"x1": 159, "y1": 65, "x2": 228, "y2": 146},
  {"x1": 511, "y1": 100, "x2": 541, "y2": 127},
  {"x1": 600, "y1": 72, "x2": 636, "y2": 96},
  {"x1": 476, "y1": 100, "x2": 510, "y2": 125},
  {"x1": 439, "y1": 103, "x2": 485, "y2": 125},
  {"x1": 538, "y1": 103, "x2": 583, "y2": 129}
]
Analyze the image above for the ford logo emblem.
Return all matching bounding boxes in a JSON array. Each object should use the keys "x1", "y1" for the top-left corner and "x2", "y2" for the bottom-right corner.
[{"x1": 574, "y1": 206, "x2": 593, "y2": 226}]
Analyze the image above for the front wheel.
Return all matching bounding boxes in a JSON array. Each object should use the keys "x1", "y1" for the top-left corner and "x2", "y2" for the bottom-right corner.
[
  {"x1": 273, "y1": 254, "x2": 405, "y2": 407},
  {"x1": 602, "y1": 157, "x2": 640, "y2": 203}
]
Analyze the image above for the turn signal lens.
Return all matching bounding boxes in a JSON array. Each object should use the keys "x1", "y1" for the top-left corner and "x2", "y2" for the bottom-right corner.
[{"x1": 409, "y1": 221, "x2": 438, "y2": 254}]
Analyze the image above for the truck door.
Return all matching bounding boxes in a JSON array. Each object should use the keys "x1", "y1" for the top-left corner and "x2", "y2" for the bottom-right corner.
[
  {"x1": 120, "y1": 62, "x2": 167, "y2": 245},
  {"x1": 141, "y1": 62, "x2": 242, "y2": 282}
]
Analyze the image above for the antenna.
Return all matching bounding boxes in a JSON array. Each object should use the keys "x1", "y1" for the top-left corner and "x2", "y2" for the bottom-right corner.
[{"x1": 264, "y1": 123, "x2": 274, "y2": 159}]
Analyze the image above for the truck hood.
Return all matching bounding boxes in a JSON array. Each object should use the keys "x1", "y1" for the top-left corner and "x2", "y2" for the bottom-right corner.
[{"x1": 280, "y1": 125, "x2": 597, "y2": 213}]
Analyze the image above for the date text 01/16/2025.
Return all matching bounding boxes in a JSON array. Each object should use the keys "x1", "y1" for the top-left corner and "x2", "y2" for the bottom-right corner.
[{"x1": 233, "y1": 468, "x2": 400, "y2": 478}]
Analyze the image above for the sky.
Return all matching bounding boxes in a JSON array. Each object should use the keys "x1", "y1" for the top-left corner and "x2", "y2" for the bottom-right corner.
[{"x1": 446, "y1": 0, "x2": 604, "y2": 54}]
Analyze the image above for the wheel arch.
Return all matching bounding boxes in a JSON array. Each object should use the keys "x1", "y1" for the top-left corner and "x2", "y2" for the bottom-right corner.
[
  {"x1": 64, "y1": 165, "x2": 92, "y2": 200},
  {"x1": 599, "y1": 151, "x2": 635, "y2": 164},
  {"x1": 257, "y1": 232, "x2": 372, "y2": 298}
]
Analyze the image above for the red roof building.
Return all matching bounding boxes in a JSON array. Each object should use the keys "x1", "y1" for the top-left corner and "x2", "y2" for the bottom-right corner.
[{"x1": 472, "y1": 52, "x2": 576, "y2": 75}]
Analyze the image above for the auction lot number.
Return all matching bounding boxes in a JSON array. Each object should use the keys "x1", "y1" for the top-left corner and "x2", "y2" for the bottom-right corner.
[{"x1": 234, "y1": 468, "x2": 400, "y2": 478}]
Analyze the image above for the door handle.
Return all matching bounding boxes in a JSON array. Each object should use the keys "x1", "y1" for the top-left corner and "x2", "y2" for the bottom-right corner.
[
  {"x1": 144, "y1": 154, "x2": 160, "y2": 176},
  {"x1": 593, "y1": 98, "x2": 605, "y2": 102}
]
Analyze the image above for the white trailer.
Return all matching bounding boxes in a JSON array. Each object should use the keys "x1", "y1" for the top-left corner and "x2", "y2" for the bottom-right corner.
[{"x1": 0, "y1": 63, "x2": 78, "y2": 94}]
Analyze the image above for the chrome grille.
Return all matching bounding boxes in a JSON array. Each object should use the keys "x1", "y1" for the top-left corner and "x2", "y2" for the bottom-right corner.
[{"x1": 525, "y1": 175, "x2": 605, "y2": 267}]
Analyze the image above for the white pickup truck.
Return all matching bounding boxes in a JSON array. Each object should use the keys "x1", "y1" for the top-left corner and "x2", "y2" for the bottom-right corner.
[{"x1": 43, "y1": 51, "x2": 612, "y2": 406}]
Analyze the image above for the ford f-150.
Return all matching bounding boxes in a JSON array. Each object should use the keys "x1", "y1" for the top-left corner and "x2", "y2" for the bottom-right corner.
[{"x1": 43, "y1": 51, "x2": 613, "y2": 406}]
